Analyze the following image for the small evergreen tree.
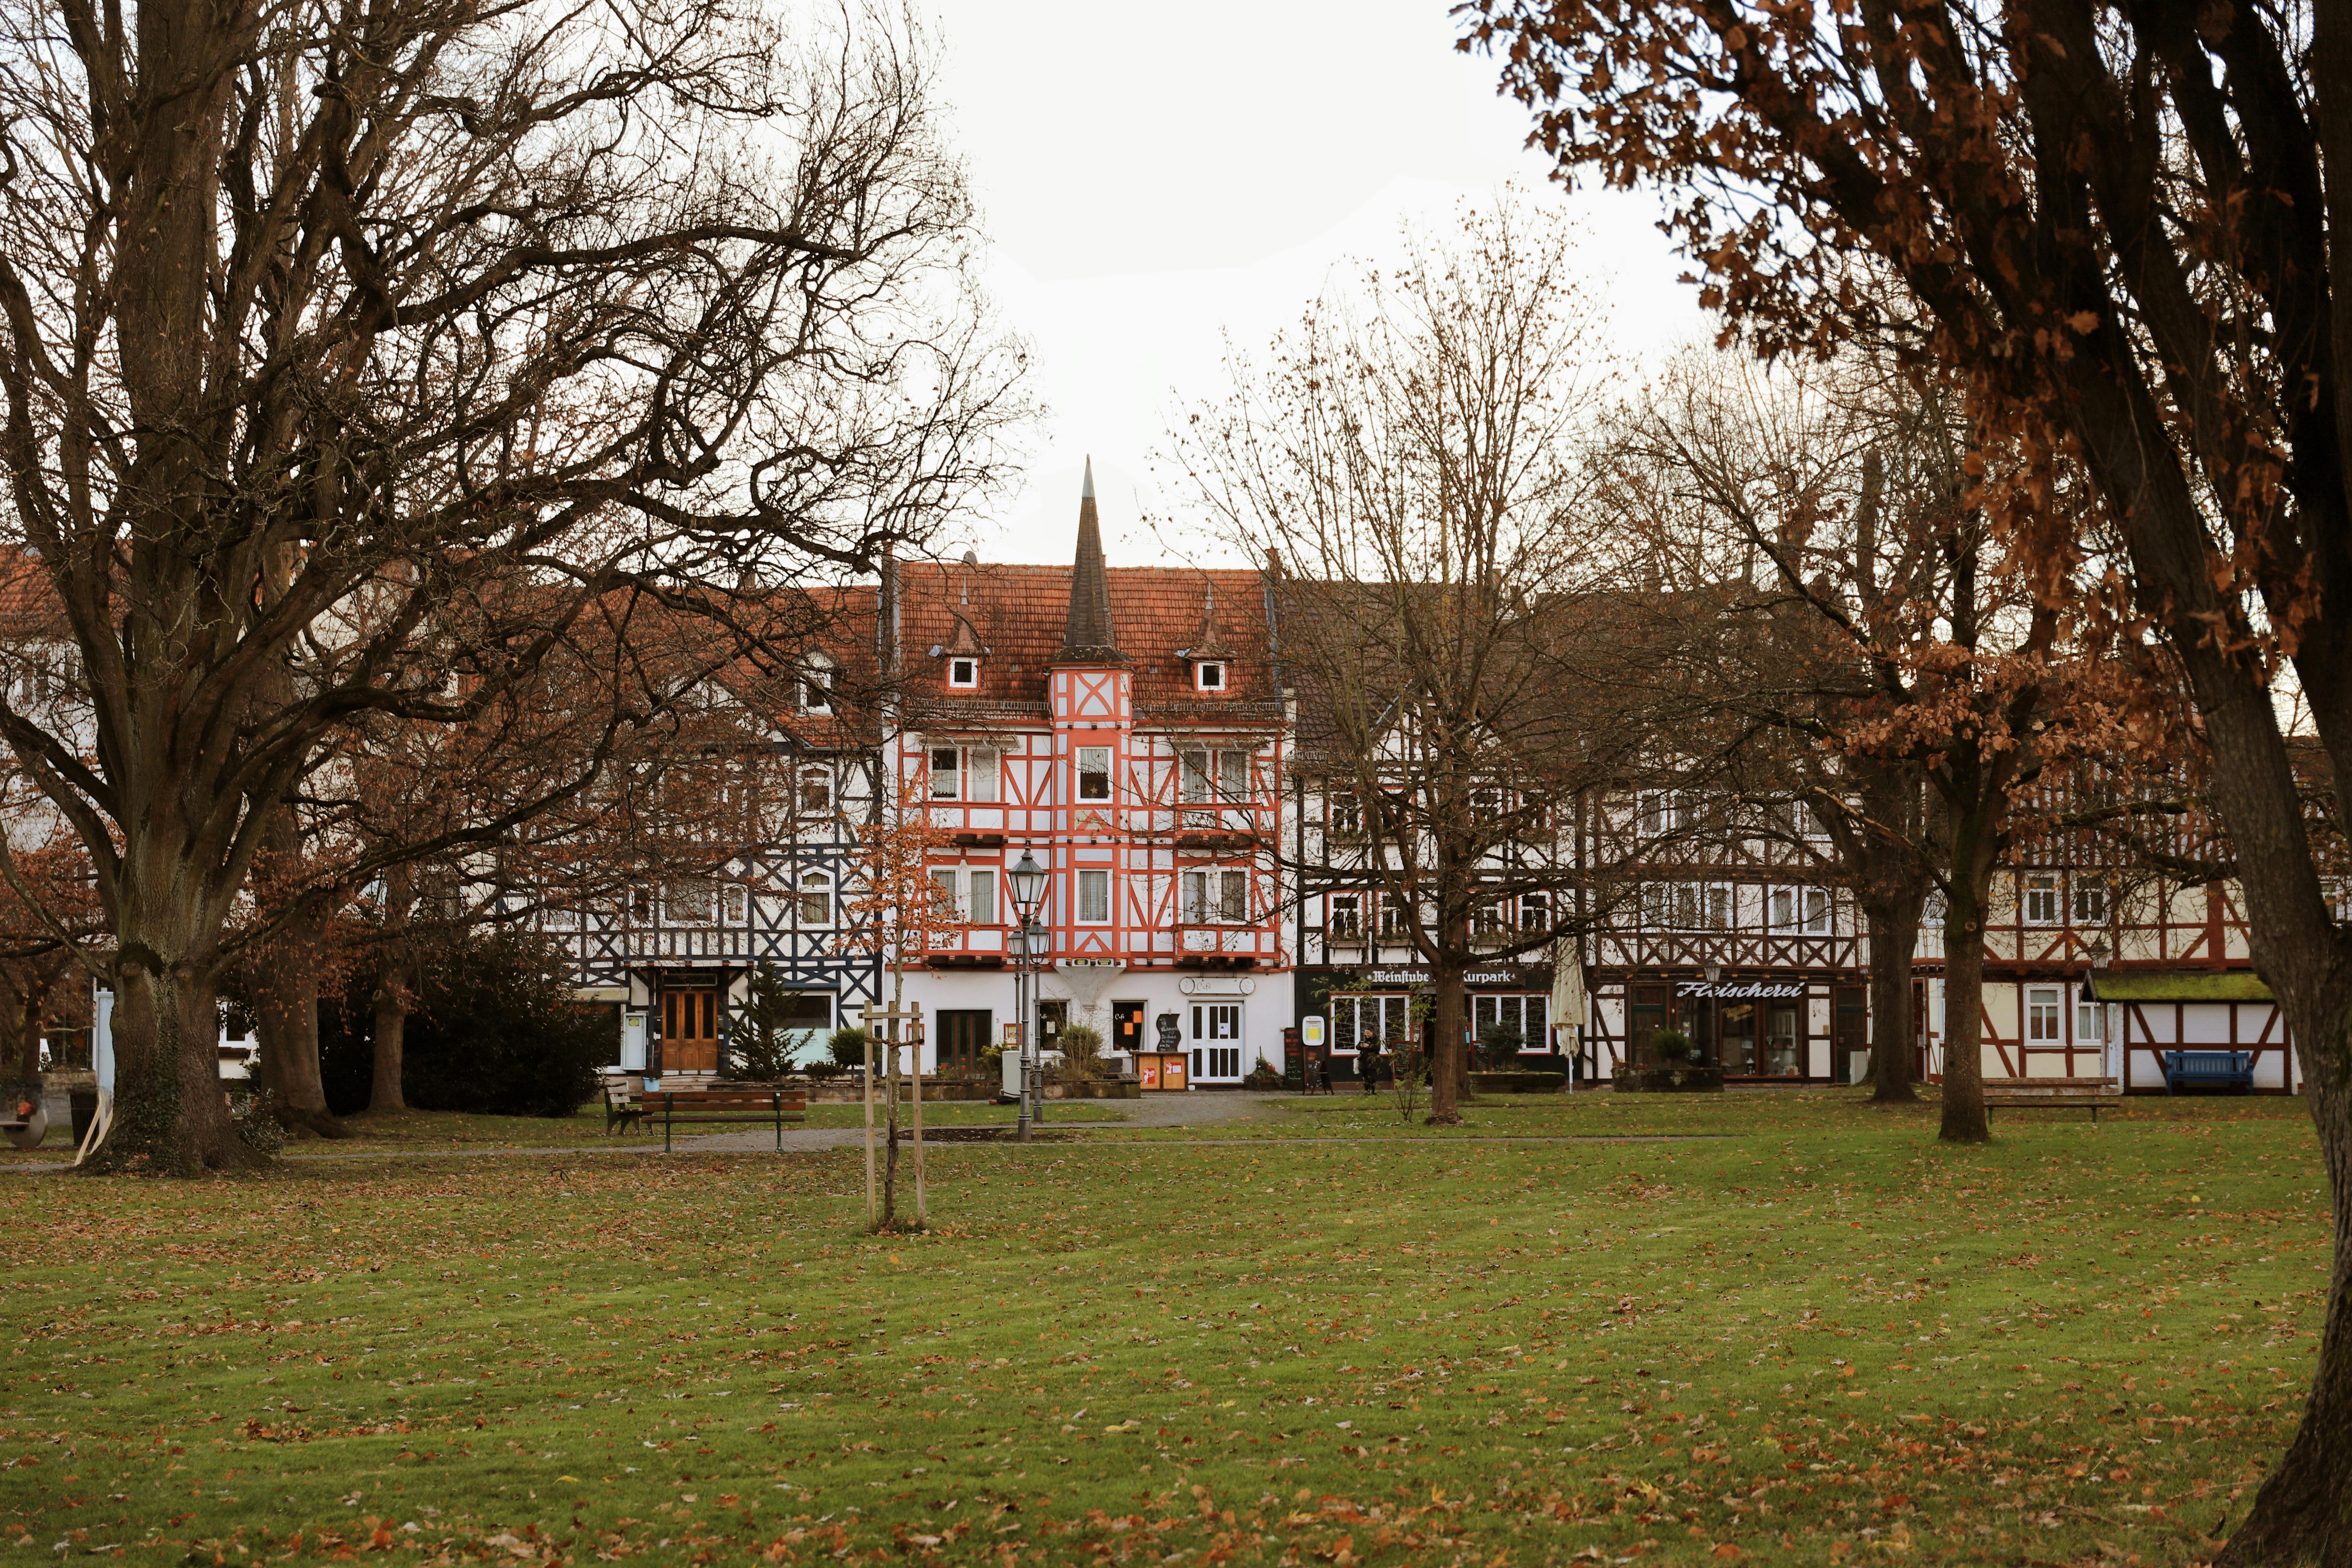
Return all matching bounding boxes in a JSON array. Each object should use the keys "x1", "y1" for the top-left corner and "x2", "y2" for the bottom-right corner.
[{"x1": 722, "y1": 963, "x2": 807, "y2": 1081}]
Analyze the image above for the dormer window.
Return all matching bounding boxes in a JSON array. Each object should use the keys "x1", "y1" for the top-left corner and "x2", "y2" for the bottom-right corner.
[
  {"x1": 798, "y1": 653, "x2": 835, "y2": 714},
  {"x1": 1194, "y1": 660, "x2": 1226, "y2": 692},
  {"x1": 948, "y1": 657, "x2": 979, "y2": 688}
]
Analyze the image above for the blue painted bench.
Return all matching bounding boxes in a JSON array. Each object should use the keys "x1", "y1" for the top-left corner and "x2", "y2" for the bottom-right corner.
[{"x1": 2161, "y1": 1051, "x2": 2255, "y2": 1094}]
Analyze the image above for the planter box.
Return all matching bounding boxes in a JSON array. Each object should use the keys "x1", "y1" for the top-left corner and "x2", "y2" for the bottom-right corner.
[
  {"x1": 1469, "y1": 1072, "x2": 1566, "y2": 1095},
  {"x1": 1613, "y1": 1064, "x2": 1726, "y2": 1093},
  {"x1": 1045, "y1": 1080, "x2": 1141, "y2": 1100}
]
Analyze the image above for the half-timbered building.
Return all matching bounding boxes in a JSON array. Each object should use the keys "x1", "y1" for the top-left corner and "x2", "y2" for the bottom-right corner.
[{"x1": 891, "y1": 465, "x2": 1293, "y2": 1083}]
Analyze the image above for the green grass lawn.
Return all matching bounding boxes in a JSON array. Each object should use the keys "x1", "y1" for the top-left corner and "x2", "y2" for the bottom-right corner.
[
  {"x1": 0, "y1": 1093, "x2": 2326, "y2": 1566},
  {"x1": 798, "y1": 1102, "x2": 1127, "y2": 1130}
]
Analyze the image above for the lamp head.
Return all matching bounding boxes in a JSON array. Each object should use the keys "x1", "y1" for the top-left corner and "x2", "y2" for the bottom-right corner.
[
  {"x1": 1702, "y1": 962, "x2": 1722, "y2": 984},
  {"x1": 1008, "y1": 850, "x2": 1047, "y2": 914}
]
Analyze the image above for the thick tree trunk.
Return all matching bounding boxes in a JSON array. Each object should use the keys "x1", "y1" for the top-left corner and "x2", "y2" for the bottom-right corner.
[
  {"x1": 250, "y1": 901, "x2": 349, "y2": 1138},
  {"x1": 84, "y1": 950, "x2": 260, "y2": 1175},
  {"x1": 369, "y1": 975, "x2": 408, "y2": 1114},
  {"x1": 1936, "y1": 876, "x2": 1990, "y2": 1144},
  {"x1": 1427, "y1": 958, "x2": 1465, "y2": 1126},
  {"x1": 1862, "y1": 902, "x2": 1919, "y2": 1103}
]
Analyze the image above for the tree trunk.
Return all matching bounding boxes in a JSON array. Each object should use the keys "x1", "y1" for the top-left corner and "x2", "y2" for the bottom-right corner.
[
  {"x1": 2212, "y1": 988, "x2": 2352, "y2": 1563},
  {"x1": 369, "y1": 977, "x2": 408, "y2": 1114},
  {"x1": 1427, "y1": 958, "x2": 1465, "y2": 1126},
  {"x1": 84, "y1": 949, "x2": 260, "y2": 1175},
  {"x1": 250, "y1": 899, "x2": 349, "y2": 1138},
  {"x1": 1936, "y1": 867, "x2": 1991, "y2": 1144},
  {"x1": 1861, "y1": 901, "x2": 1919, "y2": 1104},
  {"x1": 878, "y1": 1033, "x2": 901, "y2": 1230},
  {"x1": 368, "y1": 866, "x2": 413, "y2": 1114}
]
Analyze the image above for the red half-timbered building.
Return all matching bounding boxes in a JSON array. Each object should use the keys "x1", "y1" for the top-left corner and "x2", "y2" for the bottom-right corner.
[{"x1": 891, "y1": 465, "x2": 1292, "y2": 1084}]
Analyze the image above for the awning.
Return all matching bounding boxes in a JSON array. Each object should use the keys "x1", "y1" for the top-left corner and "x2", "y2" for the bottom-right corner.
[{"x1": 2086, "y1": 969, "x2": 2274, "y2": 1003}]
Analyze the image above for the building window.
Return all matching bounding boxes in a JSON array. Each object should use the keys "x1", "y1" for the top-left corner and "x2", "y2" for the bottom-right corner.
[
  {"x1": 1637, "y1": 791, "x2": 1689, "y2": 835},
  {"x1": 1472, "y1": 900, "x2": 1510, "y2": 936},
  {"x1": 795, "y1": 871, "x2": 831, "y2": 926},
  {"x1": 798, "y1": 765, "x2": 833, "y2": 815},
  {"x1": 798, "y1": 654, "x2": 835, "y2": 714},
  {"x1": 722, "y1": 884, "x2": 749, "y2": 925},
  {"x1": 929, "y1": 746, "x2": 961, "y2": 799},
  {"x1": 2023, "y1": 873, "x2": 2060, "y2": 926},
  {"x1": 948, "y1": 657, "x2": 978, "y2": 688},
  {"x1": 1770, "y1": 887, "x2": 1832, "y2": 934},
  {"x1": 1472, "y1": 994, "x2": 1549, "y2": 1057},
  {"x1": 1077, "y1": 868, "x2": 1112, "y2": 923},
  {"x1": 1078, "y1": 746, "x2": 1113, "y2": 802},
  {"x1": 1179, "y1": 749, "x2": 1250, "y2": 811},
  {"x1": 1182, "y1": 869, "x2": 1248, "y2": 924},
  {"x1": 1328, "y1": 893, "x2": 1362, "y2": 939},
  {"x1": 1195, "y1": 661, "x2": 1226, "y2": 692},
  {"x1": 2027, "y1": 986, "x2": 2063, "y2": 1043},
  {"x1": 665, "y1": 880, "x2": 714, "y2": 924},
  {"x1": 1331, "y1": 994, "x2": 1410, "y2": 1052},
  {"x1": 1645, "y1": 882, "x2": 1729, "y2": 930},
  {"x1": 1376, "y1": 897, "x2": 1407, "y2": 938},
  {"x1": 2072, "y1": 882, "x2": 2107, "y2": 925},
  {"x1": 2077, "y1": 997, "x2": 2105, "y2": 1044},
  {"x1": 1519, "y1": 891, "x2": 1550, "y2": 934},
  {"x1": 1328, "y1": 793, "x2": 1364, "y2": 840},
  {"x1": 967, "y1": 868, "x2": 996, "y2": 926}
]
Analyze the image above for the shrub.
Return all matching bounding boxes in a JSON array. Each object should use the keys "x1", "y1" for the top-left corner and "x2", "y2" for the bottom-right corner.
[
  {"x1": 827, "y1": 1026, "x2": 872, "y2": 1072},
  {"x1": 1243, "y1": 1057, "x2": 1283, "y2": 1090},
  {"x1": 317, "y1": 930, "x2": 613, "y2": 1117},
  {"x1": 1651, "y1": 1028, "x2": 1694, "y2": 1063},
  {"x1": 1056, "y1": 1023, "x2": 1104, "y2": 1083}
]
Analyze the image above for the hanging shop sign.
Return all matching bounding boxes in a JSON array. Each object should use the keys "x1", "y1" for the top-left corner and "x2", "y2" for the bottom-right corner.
[{"x1": 1677, "y1": 979, "x2": 1809, "y2": 1000}]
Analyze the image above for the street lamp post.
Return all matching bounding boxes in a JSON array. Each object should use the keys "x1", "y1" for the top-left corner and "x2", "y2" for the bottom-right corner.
[{"x1": 1006, "y1": 851, "x2": 1048, "y2": 1145}]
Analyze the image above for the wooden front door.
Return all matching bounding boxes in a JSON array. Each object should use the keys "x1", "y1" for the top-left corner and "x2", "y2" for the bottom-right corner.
[
  {"x1": 1630, "y1": 984, "x2": 1668, "y2": 1067},
  {"x1": 662, "y1": 988, "x2": 719, "y2": 1074},
  {"x1": 936, "y1": 1009, "x2": 993, "y2": 1078}
]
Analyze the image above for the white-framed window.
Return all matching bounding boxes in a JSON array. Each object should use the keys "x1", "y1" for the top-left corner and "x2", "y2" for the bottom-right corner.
[
  {"x1": 1328, "y1": 793, "x2": 1364, "y2": 839},
  {"x1": 1328, "y1": 893, "x2": 1362, "y2": 938},
  {"x1": 2072, "y1": 882, "x2": 2107, "y2": 925},
  {"x1": 794, "y1": 871, "x2": 831, "y2": 926},
  {"x1": 1637, "y1": 791, "x2": 1689, "y2": 835},
  {"x1": 1472, "y1": 899, "x2": 1510, "y2": 936},
  {"x1": 926, "y1": 866, "x2": 996, "y2": 925},
  {"x1": 2077, "y1": 996, "x2": 2105, "y2": 1044},
  {"x1": 1473, "y1": 994, "x2": 1550, "y2": 1054},
  {"x1": 1519, "y1": 891, "x2": 1550, "y2": 934},
  {"x1": 665, "y1": 879, "x2": 714, "y2": 925},
  {"x1": 1182, "y1": 868, "x2": 1249, "y2": 923},
  {"x1": 1179, "y1": 749, "x2": 1250, "y2": 808},
  {"x1": 1769, "y1": 887, "x2": 1832, "y2": 934},
  {"x1": 2022, "y1": 873, "x2": 2060, "y2": 926},
  {"x1": 721, "y1": 884, "x2": 749, "y2": 926},
  {"x1": 1331, "y1": 994, "x2": 1411, "y2": 1052},
  {"x1": 797, "y1": 764, "x2": 833, "y2": 815},
  {"x1": 2027, "y1": 985, "x2": 2063, "y2": 1043},
  {"x1": 1376, "y1": 896, "x2": 1407, "y2": 938},
  {"x1": 948, "y1": 657, "x2": 979, "y2": 688},
  {"x1": 1076, "y1": 868, "x2": 1112, "y2": 923},
  {"x1": 926, "y1": 746, "x2": 998, "y2": 802},
  {"x1": 1194, "y1": 660, "x2": 1227, "y2": 692},
  {"x1": 1644, "y1": 882, "x2": 1729, "y2": 930},
  {"x1": 798, "y1": 653, "x2": 835, "y2": 714},
  {"x1": 1077, "y1": 746, "x2": 1113, "y2": 802}
]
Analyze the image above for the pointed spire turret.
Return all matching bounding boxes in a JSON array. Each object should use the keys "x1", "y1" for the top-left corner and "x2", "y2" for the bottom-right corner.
[{"x1": 1059, "y1": 456, "x2": 1123, "y2": 662}]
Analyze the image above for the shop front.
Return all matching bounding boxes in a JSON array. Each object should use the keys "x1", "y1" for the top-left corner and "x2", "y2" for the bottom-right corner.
[
  {"x1": 1295, "y1": 963, "x2": 1559, "y2": 1082},
  {"x1": 1602, "y1": 969, "x2": 1868, "y2": 1084}
]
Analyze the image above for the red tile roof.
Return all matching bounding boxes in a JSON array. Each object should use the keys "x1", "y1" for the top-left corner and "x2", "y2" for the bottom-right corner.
[{"x1": 894, "y1": 560, "x2": 1280, "y2": 727}]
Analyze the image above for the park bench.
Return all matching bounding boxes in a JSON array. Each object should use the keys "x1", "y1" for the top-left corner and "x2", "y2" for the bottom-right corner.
[
  {"x1": 600, "y1": 1083, "x2": 647, "y2": 1136},
  {"x1": 644, "y1": 1086, "x2": 808, "y2": 1152},
  {"x1": 1982, "y1": 1077, "x2": 2120, "y2": 1124},
  {"x1": 2161, "y1": 1050, "x2": 2256, "y2": 1094}
]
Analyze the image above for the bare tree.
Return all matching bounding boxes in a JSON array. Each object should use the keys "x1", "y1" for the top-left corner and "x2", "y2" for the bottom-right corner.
[
  {"x1": 0, "y1": 0, "x2": 1027, "y2": 1171},
  {"x1": 1169, "y1": 199, "x2": 1655, "y2": 1124}
]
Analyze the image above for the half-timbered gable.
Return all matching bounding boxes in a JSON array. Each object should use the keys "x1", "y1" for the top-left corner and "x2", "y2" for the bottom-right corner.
[{"x1": 890, "y1": 466, "x2": 1291, "y2": 1084}]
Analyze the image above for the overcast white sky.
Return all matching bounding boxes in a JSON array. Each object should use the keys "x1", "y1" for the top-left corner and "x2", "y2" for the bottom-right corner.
[{"x1": 924, "y1": 0, "x2": 1713, "y2": 569}]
